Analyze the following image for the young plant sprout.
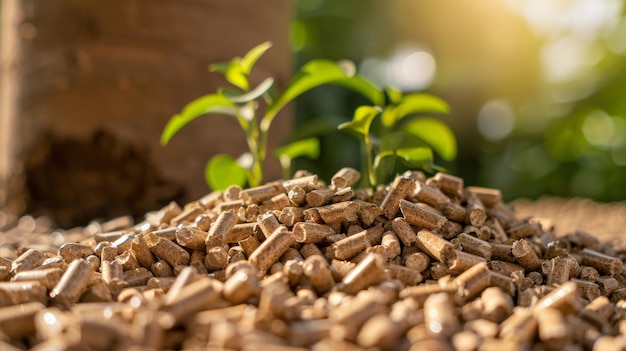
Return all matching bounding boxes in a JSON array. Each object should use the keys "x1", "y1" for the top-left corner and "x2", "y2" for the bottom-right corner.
[
  {"x1": 339, "y1": 86, "x2": 456, "y2": 188},
  {"x1": 161, "y1": 42, "x2": 380, "y2": 190}
]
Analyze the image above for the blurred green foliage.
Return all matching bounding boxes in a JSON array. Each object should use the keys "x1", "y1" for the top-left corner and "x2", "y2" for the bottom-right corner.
[{"x1": 294, "y1": 0, "x2": 626, "y2": 202}]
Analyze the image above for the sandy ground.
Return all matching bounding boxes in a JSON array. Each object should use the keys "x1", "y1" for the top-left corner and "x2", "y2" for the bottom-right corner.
[{"x1": 511, "y1": 196, "x2": 626, "y2": 250}]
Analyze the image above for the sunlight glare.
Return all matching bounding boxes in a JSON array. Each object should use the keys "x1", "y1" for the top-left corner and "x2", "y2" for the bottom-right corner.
[
  {"x1": 477, "y1": 100, "x2": 516, "y2": 141},
  {"x1": 386, "y1": 46, "x2": 436, "y2": 91}
]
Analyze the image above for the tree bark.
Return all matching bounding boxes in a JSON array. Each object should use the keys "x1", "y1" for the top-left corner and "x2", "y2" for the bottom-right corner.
[{"x1": 0, "y1": 0, "x2": 293, "y2": 227}]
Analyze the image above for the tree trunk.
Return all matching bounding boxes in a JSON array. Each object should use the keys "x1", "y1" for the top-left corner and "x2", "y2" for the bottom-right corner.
[{"x1": 0, "y1": 0, "x2": 293, "y2": 227}]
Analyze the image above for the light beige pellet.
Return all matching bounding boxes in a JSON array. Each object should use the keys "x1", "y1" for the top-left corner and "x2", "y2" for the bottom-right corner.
[
  {"x1": 400, "y1": 199, "x2": 448, "y2": 230},
  {"x1": 332, "y1": 187, "x2": 355, "y2": 203},
  {"x1": 151, "y1": 259, "x2": 174, "y2": 278},
  {"x1": 356, "y1": 313, "x2": 404, "y2": 349},
  {"x1": 305, "y1": 188, "x2": 335, "y2": 207},
  {"x1": 205, "y1": 209, "x2": 237, "y2": 248},
  {"x1": 315, "y1": 201, "x2": 359, "y2": 224},
  {"x1": 381, "y1": 176, "x2": 417, "y2": 219},
  {"x1": 432, "y1": 172, "x2": 464, "y2": 198},
  {"x1": 170, "y1": 205, "x2": 203, "y2": 226},
  {"x1": 405, "y1": 251, "x2": 431, "y2": 273},
  {"x1": 546, "y1": 256, "x2": 570, "y2": 286},
  {"x1": 512, "y1": 239, "x2": 541, "y2": 271},
  {"x1": 131, "y1": 234, "x2": 156, "y2": 268},
  {"x1": 481, "y1": 286, "x2": 513, "y2": 323},
  {"x1": 463, "y1": 198, "x2": 486, "y2": 233},
  {"x1": 260, "y1": 193, "x2": 291, "y2": 213},
  {"x1": 596, "y1": 276, "x2": 619, "y2": 296},
  {"x1": 456, "y1": 233, "x2": 492, "y2": 260},
  {"x1": 534, "y1": 281, "x2": 579, "y2": 313},
  {"x1": 293, "y1": 222, "x2": 334, "y2": 243},
  {"x1": 240, "y1": 183, "x2": 285, "y2": 205},
  {"x1": 507, "y1": 222, "x2": 543, "y2": 240},
  {"x1": 12, "y1": 267, "x2": 63, "y2": 289},
  {"x1": 278, "y1": 207, "x2": 305, "y2": 227},
  {"x1": 391, "y1": 217, "x2": 418, "y2": 246},
  {"x1": 50, "y1": 259, "x2": 93, "y2": 307},
  {"x1": 0, "y1": 281, "x2": 48, "y2": 306},
  {"x1": 486, "y1": 260, "x2": 524, "y2": 277},
  {"x1": 174, "y1": 226, "x2": 207, "y2": 251},
  {"x1": 465, "y1": 186, "x2": 502, "y2": 207},
  {"x1": 571, "y1": 278, "x2": 601, "y2": 301},
  {"x1": 238, "y1": 234, "x2": 261, "y2": 258},
  {"x1": 454, "y1": 262, "x2": 491, "y2": 299},
  {"x1": 58, "y1": 243, "x2": 95, "y2": 263},
  {"x1": 450, "y1": 250, "x2": 487, "y2": 273},
  {"x1": 499, "y1": 308, "x2": 538, "y2": 344},
  {"x1": 287, "y1": 186, "x2": 307, "y2": 207},
  {"x1": 415, "y1": 230, "x2": 456, "y2": 265},
  {"x1": 328, "y1": 225, "x2": 384, "y2": 260},
  {"x1": 355, "y1": 200, "x2": 384, "y2": 226},
  {"x1": 580, "y1": 248, "x2": 623, "y2": 276},
  {"x1": 111, "y1": 234, "x2": 136, "y2": 254},
  {"x1": 159, "y1": 277, "x2": 222, "y2": 323},
  {"x1": 283, "y1": 174, "x2": 318, "y2": 192},
  {"x1": 0, "y1": 302, "x2": 45, "y2": 340},
  {"x1": 464, "y1": 318, "x2": 500, "y2": 339},
  {"x1": 303, "y1": 255, "x2": 335, "y2": 294},
  {"x1": 123, "y1": 267, "x2": 154, "y2": 287},
  {"x1": 11, "y1": 248, "x2": 46, "y2": 274},
  {"x1": 385, "y1": 263, "x2": 423, "y2": 286},
  {"x1": 193, "y1": 213, "x2": 214, "y2": 231},
  {"x1": 330, "y1": 290, "x2": 385, "y2": 334},
  {"x1": 249, "y1": 227, "x2": 296, "y2": 273},
  {"x1": 148, "y1": 227, "x2": 178, "y2": 241},
  {"x1": 205, "y1": 246, "x2": 228, "y2": 271},
  {"x1": 485, "y1": 219, "x2": 508, "y2": 242},
  {"x1": 93, "y1": 230, "x2": 134, "y2": 244},
  {"x1": 423, "y1": 292, "x2": 459, "y2": 338},
  {"x1": 338, "y1": 254, "x2": 386, "y2": 295},
  {"x1": 442, "y1": 202, "x2": 467, "y2": 223},
  {"x1": 145, "y1": 233, "x2": 190, "y2": 268},
  {"x1": 331, "y1": 167, "x2": 361, "y2": 188},
  {"x1": 299, "y1": 243, "x2": 325, "y2": 259},
  {"x1": 381, "y1": 230, "x2": 401, "y2": 258},
  {"x1": 413, "y1": 182, "x2": 450, "y2": 210},
  {"x1": 223, "y1": 264, "x2": 259, "y2": 305},
  {"x1": 537, "y1": 308, "x2": 571, "y2": 350},
  {"x1": 489, "y1": 243, "x2": 517, "y2": 265}
]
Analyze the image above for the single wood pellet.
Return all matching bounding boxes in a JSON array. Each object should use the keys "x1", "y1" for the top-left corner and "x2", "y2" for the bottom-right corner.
[{"x1": 0, "y1": 168, "x2": 625, "y2": 350}]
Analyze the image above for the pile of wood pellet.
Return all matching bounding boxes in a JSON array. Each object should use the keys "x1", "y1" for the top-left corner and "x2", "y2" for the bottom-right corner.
[{"x1": 1, "y1": 168, "x2": 625, "y2": 351}]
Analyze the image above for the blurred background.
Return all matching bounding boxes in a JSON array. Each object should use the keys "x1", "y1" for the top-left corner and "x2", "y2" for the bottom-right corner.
[
  {"x1": 293, "y1": 0, "x2": 626, "y2": 202},
  {"x1": 1, "y1": 0, "x2": 625, "y2": 228}
]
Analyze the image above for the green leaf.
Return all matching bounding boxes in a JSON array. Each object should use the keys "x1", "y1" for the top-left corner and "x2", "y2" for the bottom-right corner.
[
  {"x1": 266, "y1": 60, "x2": 349, "y2": 121},
  {"x1": 275, "y1": 137, "x2": 320, "y2": 160},
  {"x1": 240, "y1": 41, "x2": 272, "y2": 76},
  {"x1": 394, "y1": 93, "x2": 450, "y2": 123},
  {"x1": 161, "y1": 94, "x2": 237, "y2": 145},
  {"x1": 338, "y1": 106, "x2": 382, "y2": 137},
  {"x1": 335, "y1": 75, "x2": 385, "y2": 106},
  {"x1": 205, "y1": 154, "x2": 247, "y2": 190},
  {"x1": 379, "y1": 131, "x2": 426, "y2": 152},
  {"x1": 224, "y1": 62, "x2": 248, "y2": 91},
  {"x1": 222, "y1": 77, "x2": 274, "y2": 103},
  {"x1": 402, "y1": 118, "x2": 457, "y2": 161},
  {"x1": 209, "y1": 62, "x2": 230, "y2": 74},
  {"x1": 381, "y1": 105, "x2": 399, "y2": 128},
  {"x1": 396, "y1": 147, "x2": 434, "y2": 165},
  {"x1": 386, "y1": 86, "x2": 403, "y2": 104}
]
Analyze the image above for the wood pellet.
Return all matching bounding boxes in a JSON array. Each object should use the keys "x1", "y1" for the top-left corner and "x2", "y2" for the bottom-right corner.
[{"x1": 0, "y1": 168, "x2": 625, "y2": 350}]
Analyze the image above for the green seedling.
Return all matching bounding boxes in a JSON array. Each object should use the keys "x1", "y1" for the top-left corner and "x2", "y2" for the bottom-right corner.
[
  {"x1": 339, "y1": 86, "x2": 456, "y2": 188},
  {"x1": 161, "y1": 42, "x2": 381, "y2": 190}
]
